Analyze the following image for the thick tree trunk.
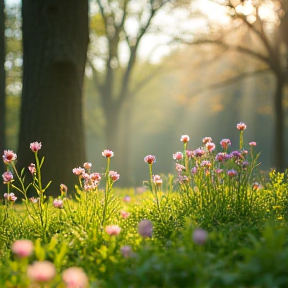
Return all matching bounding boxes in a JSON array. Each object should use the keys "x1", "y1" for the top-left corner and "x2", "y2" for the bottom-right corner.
[
  {"x1": 274, "y1": 75, "x2": 285, "y2": 172},
  {"x1": 0, "y1": 0, "x2": 6, "y2": 193},
  {"x1": 18, "y1": 0, "x2": 89, "y2": 197}
]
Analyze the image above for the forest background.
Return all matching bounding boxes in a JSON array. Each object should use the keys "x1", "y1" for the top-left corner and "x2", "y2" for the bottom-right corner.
[{"x1": 1, "y1": 0, "x2": 288, "y2": 193}]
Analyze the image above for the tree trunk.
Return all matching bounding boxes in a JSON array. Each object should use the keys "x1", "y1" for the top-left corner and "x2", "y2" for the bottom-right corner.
[
  {"x1": 18, "y1": 0, "x2": 89, "y2": 197},
  {"x1": 0, "y1": 0, "x2": 6, "y2": 193},
  {"x1": 274, "y1": 74, "x2": 286, "y2": 172}
]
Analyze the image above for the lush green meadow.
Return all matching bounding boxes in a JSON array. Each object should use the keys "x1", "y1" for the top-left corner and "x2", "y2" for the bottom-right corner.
[{"x1": 1, "y1": 123, "x2": 288, "y2": 288}]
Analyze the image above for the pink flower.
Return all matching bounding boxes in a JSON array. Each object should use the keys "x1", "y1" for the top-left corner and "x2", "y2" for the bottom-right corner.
[
  {"x1": 180, "y1": 135, "x2": 190, "y2": 143},
  {"x1": 215, "y1": 152, "x2": 229, "y2": 162},
  {"x1": 191, "y1": 167, "x2": 197, "y2": 174},
  {"x1": 186, "y1": 150, "x2": 193, "y2": 158},
  {"x1": 62, "y1": 267, "x2": 89, "y2": 288},
  {"x1": 28, "y1": 163, "x2": 36, "y2": 174},
  {"x1": 121, "y1": 245, "x2": 133, "y2": 258},
  {"x1": 105, "y1": 225, "x2": 121, "y2": 236},
  {"x1": 206, "y1": 142, "x2": 215, "y2": 152},
  {"x1": 252, "y1": 182, "x2": 261, "y2": 190},
  {"x1": 4, "y1": 192, "x2": 17, "y2": 202},
  {"x1": 173, "y1": 152, "x2": 183, "y2": 160},
  {"x1": 30, "y1": 142, "x2": 42, "y2": 152},
  {"x1": 11, "y1": 239, "x2": 34, "y2": 258},
  {"x1": 202, "y1": 137, "x2": 212, "y2": 144},
  {"x1": 2, "y1": 150, "x2": 17, "y2": 164},
  {"x1": 27, "y1": 261, "x2": 56, "y2": 283},
  {"x1": 249, "y1": 142, "x2": 257, "y2": 147},
  {"x1": 237, "y1": 122, "x2": 247, "y2": 131},
  {"x1": 216, "y1": 168, "x2": 224, "y2": 174},
  {"x1": 192, "y1": 228, "x2": 208, "y2": 245},
  {"x1": 29, "y1": 197, "x2": 39, "y2": 203},
  {"x1": 152, "y1": 174, "x2": 162, "y2": 185},
  {"x1": 200, "y1": 160, "x2": 211, "y2": 168},
  {"x1": 123, "y1": 196, "x2": 131, "y2": 202},
  {"x1": 109, "y1": 171, "x2": 120, "y2": 182},
  {"x1": 53, "y1": 199, "x2": 64, "y2": 209},
  {"x1": 179, "y1": 175, "x2": 189, "y2": 183},
  {"x1": 175, "y1": 163, "x2": 186, "y2": 172},
  {"x1": 60, "y1": 184, "x2": 68, "y2": 193},
  {"x1": 193, "y1": 148, "x2": 205, "y2": 158},
  {"x1": 227, "y1": 169, "x2": 238, "y2": 177},
  {"x1": 120, "y1": 210, "x2": 130, "y2": 219},
  {"x1": 144, "y1": 155, "x2": 156, "y2": 164},
  {"x1": 102, "y1": 149, "x2": 114, "y2": 158},
  {"x1": 220, "y1": 139, "x2": 231, "y2": 150},
  {"x1": 2, "y1": 171, "x2": 13, "y2": 183},
  {"x1": 72, "y1": 167, "x2": 85, "y2": 176},
  {"x1": 138, "y1": 219, "x2": 153, "y2": 238},
  {"x1": 83, "y1": 162, "x2": 92, "y2": 170},
  {"x1": 90, "y1": 173, "x2": 102, "y2": 181}
]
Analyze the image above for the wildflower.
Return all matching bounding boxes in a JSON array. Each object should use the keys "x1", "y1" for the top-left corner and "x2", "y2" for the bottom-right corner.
[
  {"x1": 121, "y1": 246, "x2": 133, "y2": 258},
  {"x1": 229, "y1": 151, "x2": 243, "y2": 160},
  {"x1": 83, "y1": 162, "x2": 92, "y2": 170},
  {"x1": 2, "y1": 171, "x2": 13, "y2": 184},
  {"x1": 175, "y1": 163, "x2": 185, "y2": 172},
  {"x1": 202, "y1": 137, "x2": 212, "y2": 144},
  {"x1": 227, "y1": 169, "x2": 238, "y2": 177},
  {"x1": 72, "y1": 167, "x2": 85, "y2": 176},
  {"x1": 252, "y1": 182, "x2": 261, "y2": 190},
  {"x1": 173, "y1": 152, "x2": 183, "y2": 160},
  {"x1": 62, "y1": 267, "x2": 89, "y2": 288},
  {"x1": 180, "y1": 135, "x2": 190, "y2": 143},
  {"x1": 144, "y1": 155, "x2": 156, "y2": 164},
  {"x1": 191, "y1": 167, "x2": 197, "y2": 174},
  {"x1": 102, "y1": 149, "x2": 114, "y2": 158},
  {"x1": 123, "y1": 196, "x2": 131, "y2": 202},
  {"x1": 206, "y1": 142, "x2": 215, "y2": 152},
  {"x1": 220, "y1": 139, "x2": 231, "y2": 150},
  {"x1": 237, "y1": 122, "x2": 247, "y2": 131},
  {"x1": 60, "y1": 183, "x2": 68, "y2": 194},
  {"x1": 105, "y1": 225, "x2": 121, "y2": 236},
  {"x1": 216, "y1": 168, "x2": 224, "y2": 174},
  {"x1": 152, "y1": 174, "x2": 162, "y2": 185},
  {"x1": 120, "y1": 210, "x2": 130, "y2": 219},
  {"x1": 215, "y1": 152, "x2": 229, "y2": 162},
  {"x1": 4, "y1": 192, "x2": 17, "y2": 202},
  {"x1": 2, "y1": 150, "x2": 17, "y2": 164},
  {"x1": 27, "y1": 261, "x2": 56, "y2": 283},
  {"x1": 109, "y1": 171, "x2": 120, "y2": 182},
  {"x1": 30, "y1": 142, "x2": 42, "y2": 152},
  {"x1": 90, "y1": 172, "x2": 101, "y2": 181},
  {"x1": 28, "y1": 163, "x2": 36, "y2": 174},
  {"x1": 186, "y1": 150, "x2": 193, "y2": 158},
  {"x1": 249, "y1": 142, "x2": 257, "y2": 146},
  {"x1": 200, "y1": 160, "x2": 211, "y2": 168},
  {"x1": 138, "y1": 219, "x2": 153, "y2": 238},
  {"x1": 193, "y1": 148, "x2": 205, "y2": 158},
  {"x1": 192, "y1": 228, "x2": 208, "y2": 245},
  {"x1": 29, "y1": 197, "x2": 39, "y2": 203},
  {"x1": 179, "y1": 175, "x2": 189, "y2": 183},
  {"x1": 11, "y1": 240, "x2": 34, "y2": 258},
  {"x1": 53, "y1": 199, "x2": 64, "y2": 209}
]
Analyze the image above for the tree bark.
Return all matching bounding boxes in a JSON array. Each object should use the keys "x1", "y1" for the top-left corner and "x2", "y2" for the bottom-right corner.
[{"x1": 18, "y1": 0, "x2": 89, "y2": 197}]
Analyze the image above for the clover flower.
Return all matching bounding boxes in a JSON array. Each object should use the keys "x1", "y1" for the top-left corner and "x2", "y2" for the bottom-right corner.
[
  {"x1": 180, "y1": 135, "x2": 190, "y2": 143},
  {"x1": 138, "y1": 219, "x2": 153, "y2": 238},
  {"x1": 105, "y1": 225, "x2": 121, "y2": 236},
  {"x1": 192, "y1": 228, "x2": 208, "y2": 245},
  {"x1": 236, "y1": 122, "x2": 247, "y2": 131},
  {"x1": 2, "y1": 150, "x2": 17, "y2": 164},
  {"x1": 144, "y1": 155, "x2": 156, "y2": 164},
  {"x1": 102, "y1": 149, "x2": 114, "y2": 158},
  {"x1": 220, "y1": 139, "x2": 231, "y2": 150},
  {"x1": 173, "y1": 152, "x2": 183, "y2": 160},
  {"x1": 2, "y1": 171, "x2": 13, "y2": 184},
  {"x1": 12, "y1": 239, "x2": 34, "y2": 258},
  {"x1": 27, "y1": 261, "x2": 56, "y2": 283},
  {"x1": 30, "y1": 142, "x2": 42, "y2": 152},
  {"x1": 62, "y1": 267, "x2": 89, "y2": 288},
  {"x1": 202, "y1": 137, "x2": 212, "y2": 144}
]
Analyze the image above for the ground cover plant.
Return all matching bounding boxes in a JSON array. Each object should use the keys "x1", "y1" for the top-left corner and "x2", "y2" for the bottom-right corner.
[{"x1": 1, "y1": 122, "x2": 288, "y2": 288}]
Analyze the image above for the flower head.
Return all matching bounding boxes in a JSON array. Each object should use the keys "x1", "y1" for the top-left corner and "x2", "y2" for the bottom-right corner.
[
  {"x1": 249, "y1": 142, "x2": 257, "y2": 147},
  {"x1": 206, "y1": 142, "x2": 216, "y2": 152},
  {"x1": 120, "y1": 210, "x2": 130, "y2": 219},
  {"x1": 62, "y1": 267, "x2": 89, "y2": 288},
  {"x1": 4, "y1": 192, "x2": 17, "y2": 202},
  {"x1": 227, "y1": 169, "x2": 238, "y2": 177},
  {"x1": 180, "y1": 135, "x2": 190, "y2": 143},
  {"x1": 102, "y1": 150, "x2": 114, "y2": 158},
  {"x1": 28, "y1": 163, "x2": 36, "y2": 174},
  {"x1": 30, "y1": 142, "x2": 42, "y2": 152},
  {"x1": 202, "y1": 137, "x2": 212, "y2": 144},
  {"x1": 144, "y1": 155, "x2": 156, "y2": 164},
  {"x1": 27, "y1": 261, "x2": 56, "y2": 283},
  {"x1": 252, "y1": 182, "x2": 261, "y2": 190},
  {"x1": 152, "y1": 174, "x2": 162, "y2": 185},
  {"x1": 191, "y1": 167, "x2": 198, "y2": 175},
  {"x1": 2, "y1": 171, "x2": 13, "y2": 184},
  {"x1": 72, "y1": 167, "x2": 85, "y2": 176},
  {"x1": 29, "y1": 197, "x2": 39, "y2": 204},
  {"x1": 215, "y1": 152, "x2": 229, "y2": 162},
  {"x1": 200, "y1": 160, "x2": 211, "y2": 168},
  {"x1": 53, "y1": 199, "x2": 64, "y2": 209},
  {"x1": 175, "y1": 163, "x2": 186, "y2": 172},
  {"x1": 83, "y1": 162, "x2": 92, "y2": 170},
  {"x1": 12, "y1": 240, "x2": 34, "y2": 258},
  {"x1": 105, "y1": 225, "x2": 121, "y2": 236},
  {"x1": 123, "y1": 195, "x2": 131, "y2": 202},
  {"x1": 138, "y1": 219, "x2": 153, "y2": 238},
  {"x1": 237, "y1": 122, "x2": 247, "y2": 131},
  {"x1": 173, "y1": 152, "x2": 183, "y2": 161},
  {"x1": 193, "y1": 148, "x2": 205, "y2": 158},
  {"x1": 109, "y1": 171, "x2": 120, "y2": 182},
  {"x1": 2, "y1": 150, "x2": 17, "y2": 164},
  {"x1": 220, "y1": 139, "x2": 231, "y2": 150},
  {"x1": 192, "y1": 228, "x2": 208, "y2": 245},
  {"x1": 186, "y1": 150, "x2": 193, "y2": 158}
]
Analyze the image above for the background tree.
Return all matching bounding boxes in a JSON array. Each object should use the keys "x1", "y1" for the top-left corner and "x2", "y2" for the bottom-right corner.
[{"x1": 17, "y1": 0, "x2": 89, "y2": 196}]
